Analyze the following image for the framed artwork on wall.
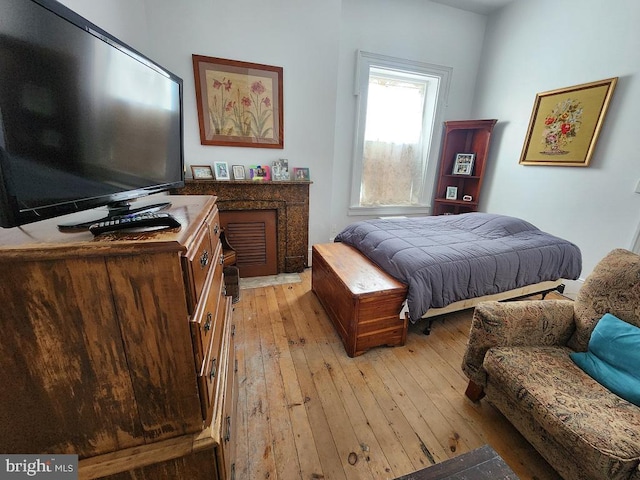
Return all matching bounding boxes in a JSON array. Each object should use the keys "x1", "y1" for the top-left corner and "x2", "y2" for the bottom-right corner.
[
  {"x1": 192, "y1": 54, "x2": 284, "y2": 149},
  {"x1": 519, "y1": 77, "x2": 617, "y2": 167}
]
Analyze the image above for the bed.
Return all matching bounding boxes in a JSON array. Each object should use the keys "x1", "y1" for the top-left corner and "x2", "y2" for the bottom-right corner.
[{"x1": 334, "y1": 212, "x2": 582, "y2": 325}]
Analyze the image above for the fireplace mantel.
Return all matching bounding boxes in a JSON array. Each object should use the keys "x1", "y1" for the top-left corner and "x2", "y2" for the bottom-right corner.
[{"x1": 177, "y1": 180, "x2": 311, "y2": 273}]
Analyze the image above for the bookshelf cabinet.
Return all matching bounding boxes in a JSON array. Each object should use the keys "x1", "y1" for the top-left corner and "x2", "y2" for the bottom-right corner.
[{"x1": 432, "y1": 119, "x2": 497, "y2": 215}]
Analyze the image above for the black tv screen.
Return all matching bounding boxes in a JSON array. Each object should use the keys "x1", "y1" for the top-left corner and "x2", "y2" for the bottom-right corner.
[{"x1": 0, "y1": 0, "x2": 184, "y2": 229}]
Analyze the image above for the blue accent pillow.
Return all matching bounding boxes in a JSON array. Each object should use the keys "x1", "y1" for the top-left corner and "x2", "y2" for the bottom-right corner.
[{"x1": 570, "y1": 313, "x2": 640, "y2": 407}]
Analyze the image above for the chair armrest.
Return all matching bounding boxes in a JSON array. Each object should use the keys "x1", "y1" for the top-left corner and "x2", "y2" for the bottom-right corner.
[{"x1": 461, "y1": 299, "x2": 576, "y2": 388}]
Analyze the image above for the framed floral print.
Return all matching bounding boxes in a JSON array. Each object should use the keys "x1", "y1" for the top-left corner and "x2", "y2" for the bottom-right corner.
[
  {"x1": 192, "y1": 55, "x2": 284, "y2": 149},
  {"x1": 519, "y1": 77, "x2": 617, "y2": 166}
]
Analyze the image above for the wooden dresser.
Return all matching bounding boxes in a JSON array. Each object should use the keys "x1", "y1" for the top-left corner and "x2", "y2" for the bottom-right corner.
[{"x1": 0, "y1": 195, "x2": 237, "y2": 479}]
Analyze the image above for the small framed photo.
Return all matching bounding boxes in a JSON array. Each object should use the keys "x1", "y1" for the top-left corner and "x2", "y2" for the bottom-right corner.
[
  {"x1": 452, "y1": 153, "x2": 475, "y2": 176},
  {"x1": 293, "y1": 167, "x2": 310, "y2": 181},
  {"x1": 232, "y1": 165, "x2": 246, "y2": 180},
  {"x1": 214, "y1": 161, "x2": 230, "y2": 180},
  {"x1": 249, "y1": 165, "x2": 271, "y2": 181},
  {"x1": 191, "y1": 165, "x2": 214, "y2": 180},
  {"x1": 446, "y1": 186, "x2": 458, "y2": 200},
  {"x1": 272, "y1": 159, "x2": 290, "y2": 181}
]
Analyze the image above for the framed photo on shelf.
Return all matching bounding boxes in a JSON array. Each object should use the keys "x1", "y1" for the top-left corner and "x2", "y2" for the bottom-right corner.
[
  {"x1": 293, "y1": 167, "x2": 310, "y2": 181},
  {"x1": 249, "y1": 165, "x2": 271, "y2": 181},
  {"x1": 232, "y1": 165, "x2": 246, "y2": 180},
  {"x1": 214, "y1": 161, "x2": 230, "y2": 180},
  {"x1": 519, "y1": 77, "x2": 617, "y2": 167},
  {"x1": 190, "y1": 165, "x2": 214, "y2": 180},
  {"x1": 272, "y1": 159, "x2": 290, "y2": 181},
  {"x1": 445, "y1": 186, "x2": 458, "y2": 200},
  {"x1": 192, "y1": 54, "x2": 284, "y2": 149},
  {"x1": 452, "y1": 153, "x2": 475, "y2": 175}
]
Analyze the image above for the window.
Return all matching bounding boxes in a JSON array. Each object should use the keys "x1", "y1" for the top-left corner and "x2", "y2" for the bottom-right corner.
[{"x1": 349, "y1": 51, "x2": 451, "y2": 215}]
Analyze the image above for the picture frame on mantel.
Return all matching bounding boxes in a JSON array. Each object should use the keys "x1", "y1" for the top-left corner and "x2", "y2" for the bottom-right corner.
[
  {"x1": 519, "y1": 77, "x2": 617, "y2": 167},
  {"x1": 190, "y1": 165, "x2": 214, "y2": 180},
  {"x1": 293, "y1": 167, "x2": 310, "y2": 181},
  {"x1": 192, "y1": 54, "x2": 284, "y2": 149},
  {"x1": 232, "y1": 165, "x2": 246, "y2": 180}
]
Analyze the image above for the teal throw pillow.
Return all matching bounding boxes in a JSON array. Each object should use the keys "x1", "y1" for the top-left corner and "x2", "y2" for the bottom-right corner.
[{"x1": 570, "y1": 313, "x2": 640, "y2": 407}]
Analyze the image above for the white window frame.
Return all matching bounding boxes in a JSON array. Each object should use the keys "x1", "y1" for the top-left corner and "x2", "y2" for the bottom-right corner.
[{"x1": 349, "y1": 50, "x2": 452, "y2": 216}]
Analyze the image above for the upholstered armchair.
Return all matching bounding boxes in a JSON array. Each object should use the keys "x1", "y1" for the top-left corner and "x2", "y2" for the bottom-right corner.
[{"x1": 461, "y1": 248, "x2": 640, "y2": 480}]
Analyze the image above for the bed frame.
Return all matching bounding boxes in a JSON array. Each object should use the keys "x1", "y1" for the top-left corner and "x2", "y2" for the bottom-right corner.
[
  {"x1": 311, "y1": 242, "x2": 565, "y2": 356},
  {"x1": 420, "y1": 279, "x2": 564, "y2": 334}
]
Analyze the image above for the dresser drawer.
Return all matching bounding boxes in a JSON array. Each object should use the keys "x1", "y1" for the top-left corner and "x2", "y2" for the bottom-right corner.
[
  {"x1": 190, "y1": 253, "x2": 224, "y2": 368},
  {"x1": 183, "y1": 225, "x2": 216, "y2": 314},
  {"x1": 197, "y1": 286, "x2": 227, "y2": 423}
]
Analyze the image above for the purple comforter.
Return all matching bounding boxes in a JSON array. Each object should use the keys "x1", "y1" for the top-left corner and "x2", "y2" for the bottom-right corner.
[{"x1": 334, "y1": 212, "x2": 582, "y2": 322}]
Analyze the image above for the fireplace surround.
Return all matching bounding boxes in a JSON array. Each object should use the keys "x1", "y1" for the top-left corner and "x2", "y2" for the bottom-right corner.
[{"x1": 177, "y1": 180, "x2": 311, "y2": 274}]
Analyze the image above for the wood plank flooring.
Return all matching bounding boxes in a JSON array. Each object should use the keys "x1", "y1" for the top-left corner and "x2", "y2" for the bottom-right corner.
[{"x1": 232, "y1": 269, "x2": 563, "y2": 480}]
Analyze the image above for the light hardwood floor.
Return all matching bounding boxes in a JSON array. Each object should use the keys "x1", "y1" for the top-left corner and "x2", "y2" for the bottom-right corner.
[{"x1": 232, "y1": 269, "x2": 563, "y2": 480}]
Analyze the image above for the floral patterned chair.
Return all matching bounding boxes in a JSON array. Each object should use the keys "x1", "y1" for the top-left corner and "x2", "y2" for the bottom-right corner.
[{"x1": 462, "y1": 248, "x2": 640, "y2": 480}]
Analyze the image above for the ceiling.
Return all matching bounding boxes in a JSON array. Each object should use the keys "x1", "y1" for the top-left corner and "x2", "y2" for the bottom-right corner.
[{"x1": 429, "y1": 0, "x2": 515, "y2": 15}]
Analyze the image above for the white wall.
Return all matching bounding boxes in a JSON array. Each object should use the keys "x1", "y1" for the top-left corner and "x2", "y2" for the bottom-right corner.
[
  {"x1": 472, "y1": 0, "x2": 640, "y2": 294},
  {"x1": 58, "y1": 0, "x2": 149, "y2": 53},
  {"x1": 330, "y1": 0, "x2": 488, "y2": 237},
  {"x1": 142, "y1": 0, "x2": 342, "y2": 253}
]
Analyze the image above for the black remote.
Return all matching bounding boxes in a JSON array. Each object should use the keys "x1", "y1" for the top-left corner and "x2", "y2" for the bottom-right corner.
[{"x1": 89, "y1": 212, "x2": 181, "y2": 235}]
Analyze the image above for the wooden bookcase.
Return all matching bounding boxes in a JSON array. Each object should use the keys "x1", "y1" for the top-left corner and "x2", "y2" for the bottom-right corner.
[{"x1": 432, "y1": 119, "x2": 497, "y2": 215}]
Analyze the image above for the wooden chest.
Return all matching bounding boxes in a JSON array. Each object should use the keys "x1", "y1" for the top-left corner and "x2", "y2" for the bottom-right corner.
[{"x1": 311, "y1": 243, "x2": 408, "y2": 357}]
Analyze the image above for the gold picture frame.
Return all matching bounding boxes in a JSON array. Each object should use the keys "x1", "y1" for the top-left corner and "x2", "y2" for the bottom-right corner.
[
  {"x1": 192, "y1": 54, "x2": 284, "y2": 149},
  {"x1": 519, "y1": 77, "x2": 617, "y2": 167},
  {"x1": 190, "y1": 165, "x2": 214, "y2": 180}
]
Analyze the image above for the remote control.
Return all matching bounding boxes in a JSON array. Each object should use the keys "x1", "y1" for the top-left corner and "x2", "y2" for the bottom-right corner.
[{"x1": 89, "y1": 212, "x2": 181, "y2": 235}]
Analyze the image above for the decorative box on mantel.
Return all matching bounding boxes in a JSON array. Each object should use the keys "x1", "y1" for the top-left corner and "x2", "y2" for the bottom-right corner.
[{"x1": 176, "y1": 180, "x2": 311, "y2": 274}]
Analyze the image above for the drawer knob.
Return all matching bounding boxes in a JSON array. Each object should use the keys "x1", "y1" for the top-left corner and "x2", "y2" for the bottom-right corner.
[
  {"x1": 224, "y1": 415, "x2": 231, "y2": 442},
  {"x1": 214, "y1": 224, "x2": 219, "y2": 235},
  {"x1": 231, "y1": 324, "x2": 236, "y2": 337},
  {"x1": 209, "y1": 358, "x2": 217, "y2": 380},
  {"x1": 200, "y1": 250, "x2": 209, "y2": 269},
  {"x1": 204, "y1": 312, "x2": 212, "y2": 331},
  {"x1": 219, "y1": 253, "x2": 224, "y2": 266}
]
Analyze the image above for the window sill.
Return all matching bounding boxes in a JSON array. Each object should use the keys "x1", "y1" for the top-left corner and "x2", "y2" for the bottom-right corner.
[{"x1": 348, "y1": 205, "x2": 431, "y2": 217}]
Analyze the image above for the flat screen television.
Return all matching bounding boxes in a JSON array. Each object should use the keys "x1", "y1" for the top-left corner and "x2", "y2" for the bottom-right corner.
[{"x1": 0, "y1": 0, "x2": 185, "y2": 230}]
